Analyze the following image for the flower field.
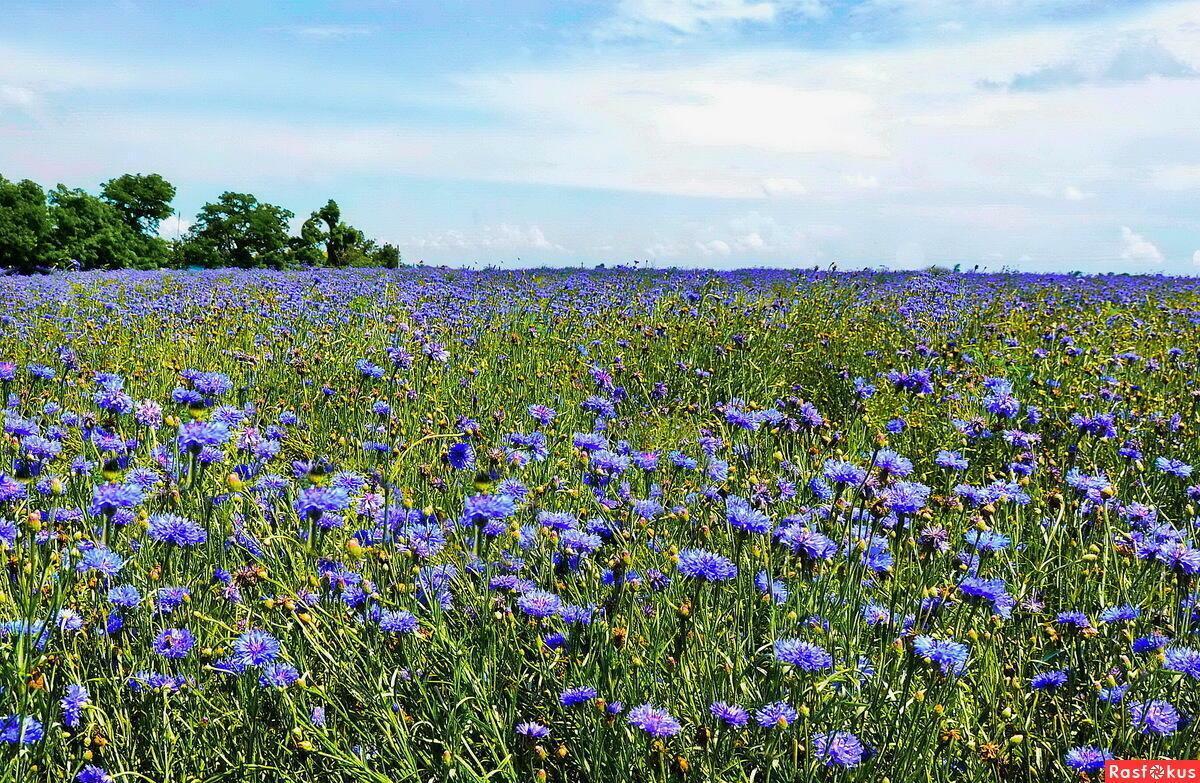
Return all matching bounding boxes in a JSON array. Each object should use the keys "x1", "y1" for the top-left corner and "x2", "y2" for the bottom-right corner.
[{"x1": 1, "y1": 267, "x2": 1199, "y2": 781}]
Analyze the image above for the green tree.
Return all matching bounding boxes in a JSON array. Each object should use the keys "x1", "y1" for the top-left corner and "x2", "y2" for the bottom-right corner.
[
  {"x1": 47, "y1": 185, "x2": 139, "y2": 270},
  {"x1": 0, "y1": 176, "x2": 55, "y2": 273},
  {"x1": 300, "y1": 199, "x2": 365, "y2": 267},
  {"x1": 184, "y1": 192, "x2": 294, "y2": 268},
  {"x1": 100, "y1": 173, "x2": 176, "y2": 234},
  {"x1": 371, "y1": 243, "x2": 402, "y2": 269}
]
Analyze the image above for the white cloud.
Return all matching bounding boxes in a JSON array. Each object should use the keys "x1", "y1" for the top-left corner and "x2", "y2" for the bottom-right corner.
[
  {"x1": 0, "y1": 84, "x2": 36, "y2": 109},
  {"x1": 157, "y1": 214, "x2": 192, "y2": 239},
  {"x1": 696, "y1": 238, "x2": 732, "y2": 256},
  {"x1": 652, "y1": 82, "x2": 883, "y2": 156},
  {"x1": 985, "y1": 35, "x2": 1197, "y2": 92},
  {"x1": 1119, "y1": 226, "x2": 1163, "y2": 263},
  {"x1": 1027, "y1": 183, "x2": 1094, "y2": 201},
  {"x1": 761, "y1": 177, "x2": 808, "y2": 196},
  {"x1": 643, "y1": 210, "x2": 833, "y2": 262},
  {"x1": 1194, "y1": 250, "x2": 1200, "y2": 266},
  {"x1": 844, "y1": 173, "x2": 880, "y2": 189},
  {"x1": 288, "y1": 25, "x2": 373, "y2": 40},
  {"x1": 1150, "y1": 164, "x2": 1200, "y2": 191},
  {"x1": 603, "y1": 0, "x2": 827, "y2": 37},
  {"x1": 410, "y1": 224, "x2": 565, "y2": 254}
]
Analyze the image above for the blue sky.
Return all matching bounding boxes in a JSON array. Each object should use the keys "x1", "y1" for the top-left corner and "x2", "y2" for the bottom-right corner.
[{"x1": 2, "y1": 0, "x2": 1199, "y2": 272}]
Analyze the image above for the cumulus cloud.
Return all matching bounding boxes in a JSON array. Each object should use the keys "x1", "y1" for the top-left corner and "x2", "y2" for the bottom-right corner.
[
  {"x1": 984, "y1": 35, "x2": 1197, "y2": 92},
  {"x1": 157, "y1": 214, "x2": 192, "y2": 239},
  {"x1": 1194, "y1": 250, "x2": 1200, "y2": 266},
  {"x1": 1119, "y1": 226, "x2": 1163, "y2": 263},
  {"x1": 409, "y1": 224, "x2": 565, "y2": 254},
  {"x1": 643, "y1": 211, "x2": 834, "y2": 263}
]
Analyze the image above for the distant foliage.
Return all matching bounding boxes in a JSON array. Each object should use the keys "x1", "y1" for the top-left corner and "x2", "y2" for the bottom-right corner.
[{"x1": 0, "y1": 173, "x2": 401, "y2": 272}]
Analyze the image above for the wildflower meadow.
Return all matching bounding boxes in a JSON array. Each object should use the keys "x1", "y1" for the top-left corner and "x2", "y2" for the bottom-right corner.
[{"x1": 1, "y1": 266, "x2": 1198, "y2": 782}]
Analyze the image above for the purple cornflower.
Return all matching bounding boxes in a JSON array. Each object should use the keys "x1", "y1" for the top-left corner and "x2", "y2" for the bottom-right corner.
[
  {"x1": 754, "y1": 701, "x2": 798, "y2": 728},
  {"x1": 812, "y1": 731, "x2": 865, "y2": 768},
  {"x1": 1129, "y1": 700, "x2": 1181, "y2": 735},
  {"x1": 710, "y1": 701, "x2": 750, "y2": 727},
  {"x1": 1064, "y1": 746, "x2": 1111, "y2": 774},
  {"x1": 153, "y1": 628, "x2": 195, "y2": 659},
  {"x1": 517, "y1": 589, "x2": 563, "y2": 619},
  {"x1": 627, "y1": 704, "x2": 682, "y2": 737}
]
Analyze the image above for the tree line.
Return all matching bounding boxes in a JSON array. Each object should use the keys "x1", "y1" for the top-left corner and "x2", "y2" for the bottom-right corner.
[{"x1": 0, "y1": 173, "x2": 401, "y2": 273}]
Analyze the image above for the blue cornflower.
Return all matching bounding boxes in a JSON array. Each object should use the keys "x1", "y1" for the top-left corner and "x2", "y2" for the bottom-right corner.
[
  {"x1": 61, "y1": 683, "x2": 89, "y2": 728},
  {"x1": 294, "y1": 486, "x2": 351, "y2": 520},
  {"x1": 0, "y1": 714, "x2": 43, "y2": 744},
  {"x1": 1099, "y1": 604, "x2": 1140, "y2": 623},
  {"x1": 1055, "y1": 611, "x2": 1093, "y2": 631},
  {"x1": 1099, "y1": 683, "x2": 1129, "y2": 704},
  {"x1": 107, "y1": 584, "x2": 141, "y2": 608},
  {"x1": 77, "y1": 767, "x2": 114, "y2": 783},
  {"x1": 1155, "y1": 457, "x2": 1193, "y2": 478},
  {"x1": 1030, "y1": 670, "x2": 1068, "y2": 690},
  {"x1": 527, "y1": 404, "x2": 557, "y2": 426},
  {"x1": 776, "y1": 523, "x2": 837, "y2": 562},
  {"x1": 823, "y1": 459, "x2": 866, "y2": 486},
  {"x1": 726, "y1": 496, "x2": 772, "y2": 535},
  {"x1": 379, "y1": 610, "x2": 419, "y2": 634},
  {"x1": 232, "y1": 629, "x2": 281, "y2": 667},
  {"x1": 559, "y1": 686, "x2": 598, "y2": 707},
  {"x1": 258, "y1": 662, "x2": 301, "y2": 688},
  {"x1": 147, "y1": 513, "x2": 208, "y2": 547},
  {"x1": 516, "y1": 721, "x2": 551, "y2": 739},
  {"x1": 754, "y1": 570, "x2": 789, "y2": 603},
  {"x1": 77, "y1": 546, "x2": 123, "y2": 577},
  {"x1": 1164, "y1": 647, "x2": 1200, "y2": 680},
  {"x1": 518, "y1": 589, "x2": 563, "y2": 619},
  {"x1": 462, "y1": 493, "x2": 516, "y2": 527},
  {"x1": 178, "y1": 420, "x2": 230, "y2": 453},
  {"x1": 447, "y1": 442, "x2": 475, "y2": 470},
  {"x1": 912, "y1": 635, "x2": 970, "y2": 676},
  {"x1": 874, "y1": 449, "x2": 913, "y2": 477},
  {"x1": 676, "y1": 548, "x2": 737, "y2": 582},
  {"x1": 89, "y1": 482, "x2": 143, "y2": 516},
  {"x1": 773, "y1": 639, "x2": 833, "y2": 671},
  {"x1": 963, "y1": 530, "x2": 1010, "y2": 553}
]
